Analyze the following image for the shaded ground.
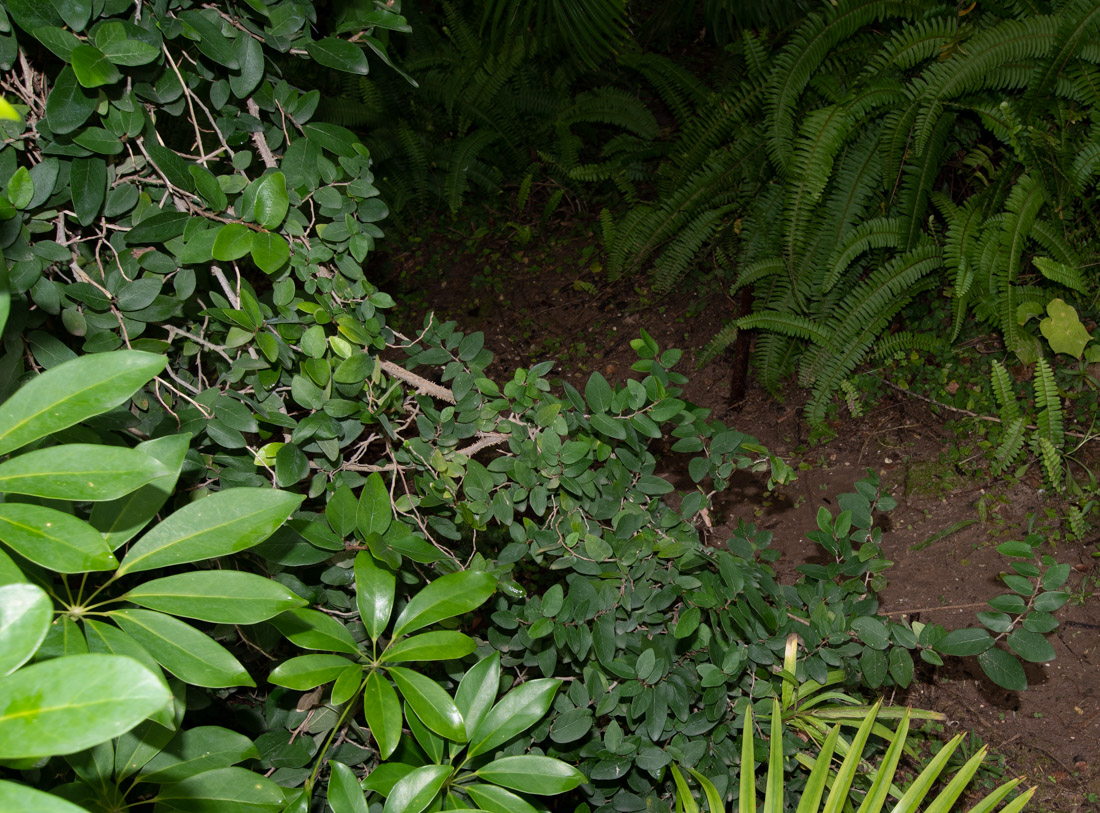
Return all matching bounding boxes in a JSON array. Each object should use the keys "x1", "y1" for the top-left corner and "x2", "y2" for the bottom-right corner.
[{"x1": 378, "y1": 209, "x2": 1100, "y2": 812}]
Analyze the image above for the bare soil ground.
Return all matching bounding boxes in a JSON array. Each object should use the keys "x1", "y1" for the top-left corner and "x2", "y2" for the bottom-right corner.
[{"x1": 379, "y1": 209, "x2": 1100, "y2": 812}]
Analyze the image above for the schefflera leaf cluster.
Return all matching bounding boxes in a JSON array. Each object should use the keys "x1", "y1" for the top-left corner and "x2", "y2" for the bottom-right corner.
[
  {"x1": 269, "y1": 476, "x2": 585, "y2": 812},
  {"x1": 0, "y1": 349, "x2": 305, "y2": 812}
]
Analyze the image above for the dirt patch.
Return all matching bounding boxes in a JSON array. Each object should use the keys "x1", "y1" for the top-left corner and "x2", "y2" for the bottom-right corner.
[{"x1": 378, "y1": 209, "x2": 1100, "y2": 811}]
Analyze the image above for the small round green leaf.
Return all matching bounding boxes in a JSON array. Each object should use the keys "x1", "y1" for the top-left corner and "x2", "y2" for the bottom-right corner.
[
  {"x1": 252, "y1": 172, "x2": 289, "y2": 229},
  {"x1": 212, "y1": 223, "x2": 254, "y2": 261},
  {"x1": 70, "y1": 44, "x2": 122, "y2": 87}
]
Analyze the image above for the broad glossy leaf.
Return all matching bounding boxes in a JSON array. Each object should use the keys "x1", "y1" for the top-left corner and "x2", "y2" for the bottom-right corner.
[
  {"x1": 114, "y1": 719, "x2": 177, "y2": 781},
  {"x1": 456, "y1": 653, "x2": 500, "y2": 740},
  {"x1": 152, "y1": 766, "x2": 283, "y2": 812},
  {"x1": 0, "y1": 504, "x2": 117, "y2": 572},
  {"x1": 109, "y1": 609, "x2": 254, "y2": 688},
  {"x1": 117, "y1": 488, "x2": 302, "y2": 576},
  {"x1": 391, "y1": 570, "x2": 496, "y2": 639},
  {"x1": 0, "y1": 654, "x2": 169, "y2": 758},
  {"x1": 271, "y1": 607, "x2": 360, "y2": 655},
  {"x1": 977, "y1": 647, "x2": 1027, "y2": 692},
  {"x1": 331, "y1": 665, "x2": 363, "y2": 706},
  {"x1": 381, "y1": 631, "x2": 476, "y2": 663},
  {"x1": 468, "y1": 679, "x2": 560, "y2": 758},
  {"x1": 124, "y1": 571, "x2": 305, "y2": 624},
  {"x1": 252, "y1": 172, "x2": 288, "y2": 229},
  {"x1": 382, "y1": 764, "x2": 451, "y2": 813},
  {"x1": 268, "y1": 654, "x2": 357, "y2": 690},
  {"x1": 70, "y1": 44, "x2": 121, "y2": 87},
  {"x1": 475, "y1": 756, "x2": 585, "y2": 795},
  {"x1": 0, "y1": 583, "x2": 51, "y2": 676},
  {"x1": 82, "y1": 619, "x2": 167, "y2": 688},
  {"x1": 44, "y1": 67, "x2": 96, "y2": 134},
  {"x1": 464, "y1": 783, "x2": 541, "y2": 813},
  {"x1": 356, "y1": 471, "x2": 392, "y2": 537},
  {"x1": 125, "y1": 211, "x2": 190, "y2": 245},
  {"x1": 0, "y1": 780, "x2": 92, "y2": 813},
  {"x1": 354, "y1": 551, "x2": 394, "y2": 643},
  {"x1": 140, "y1": 727, "x2": 259, "y2": 784},
  {"x1": 0, "y1": 548, "x2": 23, "y2": 587},
  {"x1": 328, "y1": 760, "x2": 369, "y2": 813},
  {"x1": 0, "y1": 445, "x2": 171, "y2": 500},
  {"x1": 91, "y1": 433, "x2": 190, "y2": 549},
  {"x1": 0, "y1": 351, "x2": 166, "y2": 456},
  {"x1": 388, "y1": 666, "x2": 465, "y2": 742},
  {"x1": 363, "y1": 671, "x2": 402, "y2": 759}
]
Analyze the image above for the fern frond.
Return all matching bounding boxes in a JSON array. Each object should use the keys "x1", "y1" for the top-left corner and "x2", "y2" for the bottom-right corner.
[
  {"x1": 765, "y1": 0, "x2": 914, "y2": 171},
  {"x1": 444, "y1": 130, "x2": 501, "y2": 213},
  {"x1": 1000, "y1": 172, "x2": 1047, "y2": 284},
  {"x1": 783, "y1": 105, "x2": 854, "y2": 264},
  {"x1": 994, "y1": 416, "x2": 1028, "y2": 475},
  {"x1": 1029, "y1": 218, "x2": 1082, "y2": 268},
  {"x1": 858, "y1": 15, "x2": 960, "y2": 79},
  {"x1": 736, "y1": 311, "x2": 832, "y2": 347},
  {"x1": 1035, "y1": 435, "x2": 1064, "y2": 490},
  {"x1": 1033, "y1": 356, "x2": 1064, "y2": 448},
  {"x1": 674, "y1": 81, "x2": 767, "y2": 183},
  {"x1": 731, "y1": 258, "x2": 785, "y2": 294},
  {"x1": 870, "y1": 330, "x2": 945, "y2": 358},
  {"x1": 824, "y1": 217, "x2": 905, "y2": 292},
  {"x1": 896, "y1": 111, "x2": 956, "y2": 250},
  {"x1": 990, "y1": 359, "x2": 1021, "y2": 423},
  {"x1": 752, "y1": 332, "x2": 800, "y2": 396},
  {"x1": 1032, "y1": 256, "x2": 1085, "y2": 292},
  {"x1": 907, "y1": 17, "x2": 1059, "y2": 156},
  {"x1": 651, "y1": 206, "x2": 732, "y2": 293},
  {"x1": 559, "y1": 87, "x2": 659, "y2": 139},
  {"x1": 621, "y1": 52, "x2": 709, "y2": 125},
  {"x1": 698, "y1": 322, "x2": 740, "y2": 366},
  {"x1": 1021, "y1": 0, "x2": 1100, "y2": 121}
]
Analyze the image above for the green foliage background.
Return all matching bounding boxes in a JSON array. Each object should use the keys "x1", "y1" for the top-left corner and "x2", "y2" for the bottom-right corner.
[{"x1": 0, "y1": 1, "x2": 1082, "y2": 811}]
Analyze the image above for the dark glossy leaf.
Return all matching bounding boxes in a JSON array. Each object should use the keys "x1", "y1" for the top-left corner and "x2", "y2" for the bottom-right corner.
[
  {"x1": 327, "y1": 760, "x2": 369, "y2": 813},
  {"x1": 0, "y1": 582, "x2": 51, "y2": 676},
  {"x1": 381, "y1": 631, "x2": 476, "y2": 663},
  {"x1": 382, "y1": 765, "x2": 450, "y2": 813},
  {"x1": 0, "y1": 445, "x2": 170, "y2": 501},
  {"x1": 110, "y1": 609, "x2": 254, "y2": 688},
  {"x1": 363, "y1": 670, "x2": 402, "y2": 759},
  {"x1": 140, "y1": 726, "x2": 259, "y2": 784},
  {"x1": 356, "y1": 471, "x2": 392, "y2": 537},
  {"x1": 117, "y1": 488, "x2": 302, "y2": 576},
  {"x1": 391, "y1": 570, "x2": 496, "y2": 639},
  {"x1": 388, "y1": 666, "x2": 465, "y2": 742},
  {"x1": 152, "y1": 767, "x2": 284, "y2": 812},
  {"x1": 268, "y1": 654, "x2": 357, "y2": 690},
  {"x1": 456, "y1": 653, "x2": 500, "y2": 741},
  {"x1": 124, "y1": 571, "x2": 306, "y2": 624},
  {"x1": 0, "y1": 654, "x2": 169, "y2": 758},
  {"x1": 271, "y1": 607, "x2": 360, "y2": 655},
  {"x1": 125, "y1": 211, "x2": 190, "y2": 245},
  {"x1": 0, "y1": 504, "x2": 117, "y2": 572},
  {"x1": 475, "y1": 755, "x2": 585, "y2": 795},
  {"x1": 354, "y1": 551, "x2": 394, "y2": 643},
  {"x1": 468, "y1": 678, "x2": 560, "y2": 757}
]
